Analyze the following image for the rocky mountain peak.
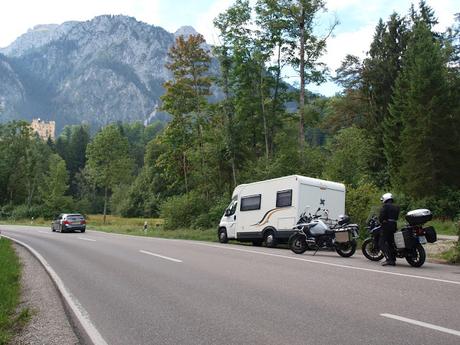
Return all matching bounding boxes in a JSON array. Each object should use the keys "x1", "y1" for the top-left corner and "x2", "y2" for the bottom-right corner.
[
  {"x1": 174, "y1": 26, "x2": 199, "y2": 38},
  {"x1": 0, "y1": 15, "x2": 211, "y2": 130}
]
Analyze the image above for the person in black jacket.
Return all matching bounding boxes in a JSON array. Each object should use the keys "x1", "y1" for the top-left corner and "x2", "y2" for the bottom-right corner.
[{"x1": 378, "y1": 193, "x2": 400, "y2": 266}]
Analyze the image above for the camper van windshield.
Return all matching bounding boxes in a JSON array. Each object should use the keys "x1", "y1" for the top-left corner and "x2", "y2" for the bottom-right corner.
[{"x1": 226, "y1": 200, "x2": 237, "y2": 216}]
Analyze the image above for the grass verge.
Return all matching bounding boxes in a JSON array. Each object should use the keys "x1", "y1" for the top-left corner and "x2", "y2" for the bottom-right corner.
[
  {"x1": 1, "y1": 215, "x2": 217, "y2": 242},
  {"x1": 0, "y1": 238, "x2": 30, "y2": 345}
]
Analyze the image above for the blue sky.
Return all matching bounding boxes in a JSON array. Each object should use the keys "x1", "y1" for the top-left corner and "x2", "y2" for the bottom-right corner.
[{"x1": 1, "y1": 0, "x2": 458, "y2": 95}]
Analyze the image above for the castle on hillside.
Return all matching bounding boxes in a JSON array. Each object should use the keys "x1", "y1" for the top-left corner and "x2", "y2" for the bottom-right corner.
[{"x1": 31, "y1": 118, "x2": 55, "y2": 140}]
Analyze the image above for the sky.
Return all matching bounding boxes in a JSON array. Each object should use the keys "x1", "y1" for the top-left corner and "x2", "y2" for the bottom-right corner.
[{"x1": 0, "y1": 0, "x2": 458, "y2": 96}]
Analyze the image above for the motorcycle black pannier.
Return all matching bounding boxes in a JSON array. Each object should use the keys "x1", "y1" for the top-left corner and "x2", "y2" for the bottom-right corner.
[
  {"x1": 424, "y1": 226, "x2": 437, "y2": 243},
  {"x1": 405, "y1": 209, "x2": 432, "y2": 226}
]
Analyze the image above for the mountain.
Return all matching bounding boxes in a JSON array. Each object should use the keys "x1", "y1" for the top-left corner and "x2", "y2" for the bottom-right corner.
[{"x1": 0, "y1": 15, "x2": 209, "y2": 131}]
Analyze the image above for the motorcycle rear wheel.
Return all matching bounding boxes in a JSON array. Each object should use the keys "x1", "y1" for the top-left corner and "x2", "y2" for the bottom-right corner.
[
  {"x1": 362, "y1": 238, "x2": 385, "y2": 261},
  {"x1": 335, "y1": 240, "x2": 357, "y2": 257},
  {"x1": 289, "y1": 234, "x2": 308, "y2": 254},
  {"x1": 405, "y1": 243, "x2": 426, "y2": 267}
]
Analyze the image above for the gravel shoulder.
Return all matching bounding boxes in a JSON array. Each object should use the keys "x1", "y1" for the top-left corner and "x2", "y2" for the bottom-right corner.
[{"x1": 11, "y1": 244, "x2": 80, "y2": 345}]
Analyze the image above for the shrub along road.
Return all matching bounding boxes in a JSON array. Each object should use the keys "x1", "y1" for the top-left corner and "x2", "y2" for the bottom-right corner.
[{"x1": 1, "y1": 225, "x2": 460, "y2": 345}]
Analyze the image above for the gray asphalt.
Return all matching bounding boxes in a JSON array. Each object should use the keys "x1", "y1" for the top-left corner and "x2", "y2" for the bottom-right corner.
[{"x1": 2, "y1": 225, "x2": 460, "y2": 345}]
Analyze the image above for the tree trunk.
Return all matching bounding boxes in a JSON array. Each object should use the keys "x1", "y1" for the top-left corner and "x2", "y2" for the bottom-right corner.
[
  {"x1": 103, "y1": 186, "x2": 108, "y2": 224},
  {"x1": 260, "y1": 66, "x2": 269, "y2": 161},
  {"x1": 182, "y1": 152, "x2": 189, "y2": 193},
  {"x1": 299, "y1": 6, "x2": 306, "y2": 151}
]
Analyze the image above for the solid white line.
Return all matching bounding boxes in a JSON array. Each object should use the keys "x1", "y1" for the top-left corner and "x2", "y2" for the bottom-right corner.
[
  {"x1": 78, "y1": 237, "x2": 97, "y2": 242},
  {"x1": 194, "y1": 243, "x2": 460, "y2": 286},
  {"x1": 139, "y1": 250, "x2": 182, "y2": 263},
  {"x1": 38, "y1": 231, "x2": 52, "y2": 234},
  {"x1": 381, "y1": 313, "x2": 460, "y2": 337},
  {"x1": 3, "y1": 235, "x2": 108, "y2": 345}
]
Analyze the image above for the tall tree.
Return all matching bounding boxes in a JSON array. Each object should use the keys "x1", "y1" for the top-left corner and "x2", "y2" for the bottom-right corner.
[
  {"x1": 272, "y1": 0, "x2": 335, "y2": 149},
  {"x1": 362, "y1": 14, "x2": 408, "y2": 186},
  {"x1": 86, "y1": 125, "x2": 134, "y2": 223},
  {"x1": 39, "y1": 154, "x2": 72, "y2": 214},
  {"x1": 389, "y1": 20, "x2": 459, "y2": 196},
  {"x1": 160, "y1": 33, "x2": 211, "y2": 195}
]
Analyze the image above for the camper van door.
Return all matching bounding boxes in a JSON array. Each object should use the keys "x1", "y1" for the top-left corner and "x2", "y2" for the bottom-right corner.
[{"x1": 223, "y1": 199, "x2": 237, "y2": 238}]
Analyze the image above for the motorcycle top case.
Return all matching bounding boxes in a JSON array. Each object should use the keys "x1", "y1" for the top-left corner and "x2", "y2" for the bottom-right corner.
[
  {"x1": 394, "y1": 230, "x2": 416, "y2": 249},
  {"x1": 405, "y1": 209, "x2": 432, "y2": 226}
]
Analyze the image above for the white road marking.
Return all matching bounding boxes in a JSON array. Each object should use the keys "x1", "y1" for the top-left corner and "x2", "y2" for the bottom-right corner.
[
  {"x1": 381, "y1": 313, "x2": 460, "y2": 337},
  {"x1": 139, "y1": 250, "x2": 182, "y2": 263},
  {"x1": 38, "y1": 231, "x2": 52, "y2": 234},
  {"x1": 3, "y1": 235, "x2": 108, "y2": 345},
  {"x1": 194, "y1": 243, "x2": 460, "y2": 286},
  {"x1": 78, "y1": 237, "x2": 96, "y2": 242}
]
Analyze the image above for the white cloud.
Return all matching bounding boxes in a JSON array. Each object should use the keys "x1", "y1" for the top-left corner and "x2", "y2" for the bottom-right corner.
[
  {"x1": 193, "y1": 0, "x2": 234, "y2": 46},
  {"x1": 323, "y1": 25, "x2": 375, "y2": 72}
]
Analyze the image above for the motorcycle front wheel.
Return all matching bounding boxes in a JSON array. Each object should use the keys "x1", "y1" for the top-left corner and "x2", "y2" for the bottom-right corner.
[
  {"x1": 362, "y1": 238, "x2": 385, "y2": 261},
  {"x1": 335, "y1": 240, "x2": 357, "y2": 257},
  {"x1": 289, "y1": 234, "x2": 308, "y2": 254},
  {"x1": 405, "y1": 243, "x2": 426, "y2": 267}
]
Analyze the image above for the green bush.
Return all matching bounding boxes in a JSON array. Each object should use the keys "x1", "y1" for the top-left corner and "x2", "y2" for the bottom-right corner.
[
  {"x1": 0, "y1": 205, "x2": 14, "y2": 219},
  {"x1": 454, "y1": 221, "x2": 460, "y2": 263},
  {"x1": 346, "y1": 182, "x2": 381, "y2": 236},
  {"x1": 10, "y1": 205, "x2": 45, "y2": 220},
  {"x1": 192, "y1": 195, "x2": 229, "y2": 229},
  {"x1": 161, "y1": 191, "x2": 229, "y2": 230}
]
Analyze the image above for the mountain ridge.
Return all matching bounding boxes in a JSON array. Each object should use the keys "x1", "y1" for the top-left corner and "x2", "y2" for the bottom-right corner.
[{"x1": 0, "y1": 15, "x2": 207, "y2": 131}]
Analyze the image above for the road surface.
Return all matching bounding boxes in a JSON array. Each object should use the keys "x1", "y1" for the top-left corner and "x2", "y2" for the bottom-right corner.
[{"x1": 2, "y1": 225, "x2": 460, "y2": 345}]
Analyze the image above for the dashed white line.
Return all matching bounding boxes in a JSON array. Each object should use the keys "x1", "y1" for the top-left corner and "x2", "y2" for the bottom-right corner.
[
  {"x1": 78, "y1": 237, "x2": 96, "y2": 242},
  {"x1": 193, "y1": 243, "x2": 460, "y2": 286},
  {"x1": 139, "y1": 250, "x2": 182, "y2": 263},
  {"x1": 381, "y1": 313, "x2": 460, "y2": 337}
]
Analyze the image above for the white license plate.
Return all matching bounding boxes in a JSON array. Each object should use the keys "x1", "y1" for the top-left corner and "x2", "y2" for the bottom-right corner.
[{"x1": 418, "y1": 236, "x2": 427, "y2": 244}]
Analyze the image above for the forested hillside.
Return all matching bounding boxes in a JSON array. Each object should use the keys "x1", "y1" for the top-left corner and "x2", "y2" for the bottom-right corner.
[{"x1": 0, "y1": 1, "x2": 459, "y2": 233}]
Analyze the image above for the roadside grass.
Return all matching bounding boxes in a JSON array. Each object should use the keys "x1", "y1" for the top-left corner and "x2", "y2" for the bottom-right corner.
[
  {"x1": 432, "y1": 244, "x2": 460, "y2": 264},
  {"x1": 428, "y1": 219, "x2": 458, "y2": 236},
  {"x1": 0, "y1": 238, "x2": 30, "y2": 345},
  {"x1": 0, "y1": 215, "x2": 217, "y2": 242}
]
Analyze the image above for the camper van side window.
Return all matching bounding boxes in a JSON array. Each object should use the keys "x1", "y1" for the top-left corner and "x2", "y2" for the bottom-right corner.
[
  {"x1": 276, "y1": 189, "x2": 292, "y2": 207},
  {"x1": 240, "y1": 195, "x2": 261, "y2": 211}
]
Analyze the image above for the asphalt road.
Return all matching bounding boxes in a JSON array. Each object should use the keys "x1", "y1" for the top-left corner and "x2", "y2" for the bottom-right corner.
[{"x1": 2, "y1": 225, "x2": 460, "y2": 345}]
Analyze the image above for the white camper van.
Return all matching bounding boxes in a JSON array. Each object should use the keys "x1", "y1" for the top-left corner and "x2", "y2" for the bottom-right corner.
[{"x1": 218, "y1": 175, "x2": 345, "y2": 247}]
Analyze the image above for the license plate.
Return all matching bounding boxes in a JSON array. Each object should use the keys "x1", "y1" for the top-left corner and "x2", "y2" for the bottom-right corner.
[{"x1": 418, "y1": 236, "x2": 427, "y2": 244}]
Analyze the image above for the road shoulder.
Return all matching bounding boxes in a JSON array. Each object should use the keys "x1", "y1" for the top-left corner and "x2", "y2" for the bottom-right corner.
[{"x1": 11, "y1": 244, "x2": 80, "y2": 345}]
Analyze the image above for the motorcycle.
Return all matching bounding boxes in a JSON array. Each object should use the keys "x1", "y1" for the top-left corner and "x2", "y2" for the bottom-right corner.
[
  {"x1": 362, "y1": 209, "x2": 437, "y2": 267},
  {"x1": 289, "y1": 207, "x2": 359, "y2": 257}
]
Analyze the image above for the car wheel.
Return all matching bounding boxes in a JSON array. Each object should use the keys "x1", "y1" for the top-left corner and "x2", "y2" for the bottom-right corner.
[
  {"x1": 60, "y1": 224, "x2": 66, "y2": 233},
  {"x1": 51, "y1": 225, "x2": 55, "y2": 232},
  {"x1": 81, "y1": 229, "x2": 86, "y2": 233}
]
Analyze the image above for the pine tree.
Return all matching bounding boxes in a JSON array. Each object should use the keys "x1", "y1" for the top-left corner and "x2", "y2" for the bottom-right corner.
[
  {"x1": 362, "y1": 14, "x2": 408, "y2": 187},
  {"x1": 390, "y1": 21, "x2": 456, "y2": 197}
]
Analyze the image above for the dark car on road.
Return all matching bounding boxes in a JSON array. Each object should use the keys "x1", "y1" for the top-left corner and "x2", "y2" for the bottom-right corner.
[{"x1": 52, "y1": 213, "x2": 86, "y2": 233}]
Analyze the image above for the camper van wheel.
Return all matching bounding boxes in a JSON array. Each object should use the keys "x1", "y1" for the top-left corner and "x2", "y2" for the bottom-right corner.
[
  {"x1": 218, "y1": 228, "x2": 228, "y2": 243},
  {"x1": 264, "y1": 231, "x2": 277, "y2": 248}
]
